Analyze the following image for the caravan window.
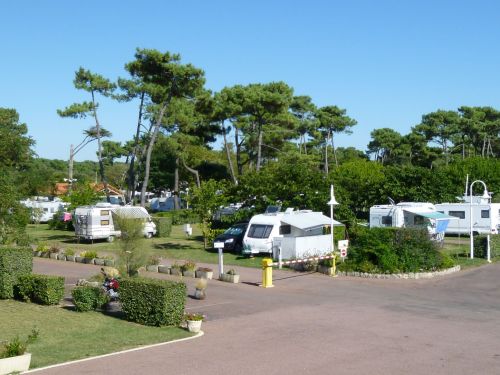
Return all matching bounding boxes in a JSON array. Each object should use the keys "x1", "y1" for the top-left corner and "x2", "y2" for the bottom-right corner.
[
  {"x1": 481, "y1": 210, "x2": 489, "y2": 218},
  {"x1": 279, "y1": 225, "x2": 291, "y2": 235},
  {"x1": 247, "y1": 224, "x2": 273, "y2": 239},
  {"x1": 100, "y1": 210, "x2": 110, "y2": 216},
  {"x1": 381, "y1": 216, "x2": 392, "y2": 225},
  {"x1": 449, "y1": 211, "x2": 465, "y2": 219},
  {"x1": 101, "y1": 220, "x2": 110, "y2": 226}
]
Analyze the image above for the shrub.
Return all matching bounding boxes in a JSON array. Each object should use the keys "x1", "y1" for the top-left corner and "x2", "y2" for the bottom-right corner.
[
  {"x1": 226, "y1": 269, "x2": 237, "y2": 275},
  {"x1": 82, "y1": 250, "x2": 98, "y2": 259},
  {"x1": 72, "y1": 286, "x2": 109, "y2": 312},
  {"x1": 120, "y1": 278, "x2": 186, "y2": 326},
  {"x1": 184, "y1": 312, "x2": 204, "y2": 321},
  {"x1": 36, "y1": 242, "x2": 49, "y2": 253},
  {"x1": 152, "y1": 217, "x2": 172, "y2": 237},
  {"x1": 0, "y1": 328, "x2": 39, "y2": 358},
  {"x1": 181, "y1": 260, "x2": 196, "y2": 272},
  {"x1": 147, "y1": 255, "x2": 161, "y2": 266},
  {"x1": 16, "y1": 274, "x2": 65, "y2": 305},
  {"x1": 154, "y1": 210, "x2": 199, "y2": 225},
  {"x1": 64, "y1": 248, "x2": 75, "y2": 256},
  {"x1": 474, "y1": 235, "x2": 499, "y2": 259},
  {"x1": 0, "y1": 246, "x2": 32, "y2": 299}
]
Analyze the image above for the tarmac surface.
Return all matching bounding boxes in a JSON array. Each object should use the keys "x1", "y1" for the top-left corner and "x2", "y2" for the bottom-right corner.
[{"x1": 31, "y1": 257, "x2": 500, "y2": 375}]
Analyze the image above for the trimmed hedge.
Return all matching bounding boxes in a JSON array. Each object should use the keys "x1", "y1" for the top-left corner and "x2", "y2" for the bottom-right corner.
[
  {"x1": 152, "y1": 217, "x2": 172, "y2": 238},
  {"x1": 16, "y1": 274, "x2": 65, "y2": 305},
  {"x1": 474, "y1": 235, "x2": 500, "y2": 258},
  {"x1": 0, "y1": 246, "x2": 32, "y2": 299},
  {"x1": 72, "y1": 286, "x2": 109, "y2": 312},
  {"x1": 153, "y1": 209, "x2": 199, "y2": 225},
  {"x1": 120, "y1": 278, "x2": 186, "y2": 326}
]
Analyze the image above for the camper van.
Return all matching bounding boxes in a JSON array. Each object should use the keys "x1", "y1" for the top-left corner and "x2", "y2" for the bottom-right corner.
[
  {"x1": 369, "y1": 202, "x2": 455, "y2": 240},
  {"x1": 436, "y1": 196, "x2": 500, "y2": 235},
  {"x1": 242, "y1": 209, "x2": 342, "y2": 259},
  {"x1": 74, "y1": 203, "x2": 156, "y2": 242},
  {"x1": 20, "y1": 197, "x2": 67, "y2": 223}
]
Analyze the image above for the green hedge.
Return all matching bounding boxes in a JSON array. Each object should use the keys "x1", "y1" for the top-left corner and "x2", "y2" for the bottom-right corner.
[
  {"x1": 120, "y1": 278, "x2": 186, "y2": 326},
  {"x1": 72, "y1": 286, "x2": 109, "y2": 312},
  {"x1": 16, "y1": 274, "x2": 65, "y2": 305},
  {"x1": 153, "y1": 209, "x2": 199, "y2": 225},
  {"x1": 474, "y1": 235, "x2": 500, "y2": 259},
  {"x1": 152, "y1": 217, "x2": 172, "y2": 237},
  {"x1": 0, "y1": 247, "x2": 32, "y2": 299}
]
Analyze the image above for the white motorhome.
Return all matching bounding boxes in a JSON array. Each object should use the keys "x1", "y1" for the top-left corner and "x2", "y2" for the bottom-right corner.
[
  {"x1": 369, "y1": 202, "x2": 456, "y2": 240},
  {"x1": 20, "y1": 197, "x2": 67, "y2": 223},
  {"x1": 74, "y1": 203, "x2": 156, "y2": 242},
  {"x1": 242, "y1": 209, "x2": 342, "y2": 259},
  {"x1": 436, "y1": 195, "x2": 500, "y2": 235}
]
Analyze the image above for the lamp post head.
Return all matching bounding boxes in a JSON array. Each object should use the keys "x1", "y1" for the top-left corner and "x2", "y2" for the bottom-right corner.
[{"x1": 327, "y1": 184, "x2": 339, "y2": 206}]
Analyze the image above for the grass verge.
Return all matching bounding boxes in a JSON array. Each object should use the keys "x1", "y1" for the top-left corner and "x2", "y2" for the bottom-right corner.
[{"x1": 0, "y1": 300, "x2": 192, "y2": 369}]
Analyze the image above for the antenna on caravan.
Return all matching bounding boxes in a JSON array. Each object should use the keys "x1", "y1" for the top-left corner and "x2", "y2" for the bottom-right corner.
[
  {"x1": 388, "y1": 197, "x2": 395, "y2": 206},
  {"x1": 465, "y1": 174, "x2": 469, "y2": 196}
]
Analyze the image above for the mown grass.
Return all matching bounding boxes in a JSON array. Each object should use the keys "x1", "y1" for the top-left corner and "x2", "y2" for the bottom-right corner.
[
  {"x1": 27, "y1": 224, "x2": 265, "y2": 268},
  {"x1": 441, "y1": 237, "x2": 498, "y2": 269},
  {"x1": 0, "y1": 300, "x2": 192, "y2": 368}
]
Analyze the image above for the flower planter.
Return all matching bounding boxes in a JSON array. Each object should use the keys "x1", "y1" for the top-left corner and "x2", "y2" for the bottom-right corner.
[
  {"x1": 186, "y1": 320, "x2": 202, "y2": 333},
  {"x1": 194, "y1": 288, "x2": 206, "y2": 300},
  {"x1": 41, "y1": 252, "x2": 50, "y2": 258},
  {"x1": 317, "y1": 265, "x2": 335, "y2": 276},
  {"x1": 182, "y1": 270, "x2": 195, "y2": 278},
  {"x1": 94, "y1": 258, "x2": 106, "y2": 266},
  {"x1": 104, "y1": 259, "x2": 115, "y2": 267},
  {"x1": 82, "y1": 258, "x2": 95, "y2": 264},
  {"x1": 57, "y1": 254, "x2": 67, "y2": 261},
  {"x1": 158, "y1": 265, "x2": 171, "y2": 274},
  {"x1": 170, "y1": 268, "x2": 182, "y2": 276},
  {"x1": 195, "y1": 270, "x2": 213, "y2": 280},
  {"x1": 146, "y1": 265, "x2": 159, "y2": 272},
  {"x1": 0, "y1": 353, "x2": 31, "y2": 375},
  {"x1": 75, "y1": 256, "x2": 84, "y2": 263},
  {"x1": 220, "y1": 274, "x2": 240, "y2": 283},
  {"x1": 49, "y1": 253, "x2": 58, "y2": 260},
  {"x1": 66, "y1": 255, "x2": 76, "y2": 262},
  {"x1": 33, "y1": 250, "x2": 41, "y2": 257}
]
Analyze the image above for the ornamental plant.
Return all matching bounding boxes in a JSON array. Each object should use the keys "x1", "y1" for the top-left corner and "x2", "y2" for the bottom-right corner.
[
  {"x1": 184, "y1": 312, "x2": 204, "y2": 321},
  {"x1": 0, "y1": 328, "x2": 39, "y2": 358}
]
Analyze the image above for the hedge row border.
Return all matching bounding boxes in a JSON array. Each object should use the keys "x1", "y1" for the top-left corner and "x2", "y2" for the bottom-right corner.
[{"x1": 337, "y1": 265, "x2": 461, "y2": 279}]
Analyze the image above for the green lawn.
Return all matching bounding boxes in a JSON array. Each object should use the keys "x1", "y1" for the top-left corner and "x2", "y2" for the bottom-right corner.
[
  {"x1": 0, "y1": 300, "x2": 192, "y2": 368},
  {"x1": 441, "y1": 237, "x2": 498, "y2": 269},
  {"x1": 27, "y1": 224, "x2": 266, "y2": 268}
]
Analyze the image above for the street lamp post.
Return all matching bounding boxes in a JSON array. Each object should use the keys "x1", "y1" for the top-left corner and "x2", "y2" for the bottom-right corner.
[
  {"x1": 327, "y1": 185, "x2": 339, "y2": 253},
  {"x1": 469, "y1": 180, "x2": 490, "y2": 260}
]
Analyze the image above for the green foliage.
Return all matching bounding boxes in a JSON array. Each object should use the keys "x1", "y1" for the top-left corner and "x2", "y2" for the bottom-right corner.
[
  {"x1": 81, "y1": 250, "x2": 98, "y2": 259},
  {"x1": 119, "y1": 278, "x2": 186, "y2": 326},
  {"x1": 0, "y1": 247, "x2": 32, "y2": 299},
  {"x1": 115, "y1": 217, "x2": 149, "y2": 277},
  {"x1": 0, "y1": 327, "x2": 39, "y2": 358},
  {"x1": 474, "y1": 235, "x2": 499, "y2": 259},
  {"x1": 152, "y1": 217, "x2": 172, "y2": 237},
  {"x1": 16, "y1": 274, "x2": 65, "y2": 305},
  {"x1": 180, "y1": 260, "x2": 196, "y2": 272},
  {"x1": 203, "y1": 228, "x2": 225, "y2": 248},
  {"x1": 72, "y1": 286, "x2": 110, "y2": 312},
  {"x1": 153, "y1": 209, "x2": 199, "y2": 225},
  {"x1": 64, "y1": 183, "x2": 101, "y2": 210}
]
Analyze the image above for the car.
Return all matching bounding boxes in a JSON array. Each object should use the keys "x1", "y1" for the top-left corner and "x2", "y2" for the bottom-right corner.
[{"x1": 213, "y1": 222, "x2": 248, "y2": 253}]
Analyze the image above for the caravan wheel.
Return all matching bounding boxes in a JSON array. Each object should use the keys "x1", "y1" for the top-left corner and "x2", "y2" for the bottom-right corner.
[
  {"x1": 145, "y1": 232, "x2": 153, "y2": 239},
  {"x1": 107, "y1": 236, "x2": 115, "y2": 243}
]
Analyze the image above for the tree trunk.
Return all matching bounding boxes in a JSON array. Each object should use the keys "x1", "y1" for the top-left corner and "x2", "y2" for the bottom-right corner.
[
  {"x1": 126, "y1": 92, "x2": 145, "y2": 203},
  {"x1": 174, "y1": 157, "x2": 180, "y2": 210},
  {"x1": 222, "y1": 121, "x2": 238, "y2": 185},
  {"x1": 182, "y1": 159, "x2": 200, "y2": 188},
  {"x1": 324, "y1": 136, "x2": 329, "y2": 175},
  {"x1": 331, "y1": 131, "x2": 338, "y2": 167},
  {"x1": 256, "y1": 124, "x2": 263, "y2": 171},
  {"x1": 68, "y1": 144, "x2": 74, "y2": 191},
  {"x1": 140, "y1": 104, "x2": 168, "y2": 207},
  {"x1": 91, "y1": 90, "x2": 109, "y2": 202},
  {"x1": 235, "y1": 127, "x2": 243, "y2": 175}
]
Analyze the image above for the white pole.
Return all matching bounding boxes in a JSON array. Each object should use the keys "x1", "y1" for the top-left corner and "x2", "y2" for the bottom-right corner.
[
  {"x1": 487, "y1": 234, "x2": 491, "y2": 263},
  {"x1": 218, "y1": 248, "x2": 224, "y2": 277},
  {"x1": 330, "y1": 185, "x2": 335, "y2": 253},
  {"x1": 470, "y1": 187, "x2": 474, "y2": 259}
]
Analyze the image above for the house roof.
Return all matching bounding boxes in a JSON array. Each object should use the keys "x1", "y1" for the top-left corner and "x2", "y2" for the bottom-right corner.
[{"x1": 280, "y1": 212, "x2": 342, "y2": 230}]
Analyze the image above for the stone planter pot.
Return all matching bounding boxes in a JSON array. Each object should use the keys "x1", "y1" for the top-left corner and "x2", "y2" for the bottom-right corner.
[
  {"x1": 49, "y1": 253, "x2": 58, "y2": 260},
  {"x1": 194, "y1": 288, "x2": 206, "y2": 300},
  {"x1": 32, "y1": 250, "x2": 41, "y2": 257},
  {"x1": 317, "y1": 265, "x2": 335, "y2": 276},
  {"x1": 82, "y1": 258, "x2": 95, "y2": 264},
  {"x1": 146, "y1": 265, "x2": 159, "y2": 272},
  {"x1": 94, "y1": 258, "x2": 106, "y2": 266},
  {"x1": 186, "y1": 320, "x2": 202, "y2": 333},
  {"x1": 195, "y1": 270, "x2": 213, "y2": 280},
  {"x1": 158, "y1": 265, "x2": 171, "y2": 274},
  {"x1": 220, "y1": 274, "x2": 240, "y2": 283},
  {"x1": 0, "y1": 352, "x2": 31, "y2": 375},
  {"x1": 41, "y1": 252, "x2": 50, "y2": 258},
  {"x1": 104, "y1": 259, "x2": 115, "y2": 267},
  {"x1": 75, "y1": 256, "x2": 84, "y2": 263},
  {"x1": 182, "y1": 270, "x2": 195, "y2": 278},
  {"x1": 66, "y1": 255, "x2": 76, "y2": 262},
  {"x1": 170, "y1": 268, "x2": 182, "y2": 276},
  {"x1": 57, "y1": 254, "x2": 67, "y2": 261}
]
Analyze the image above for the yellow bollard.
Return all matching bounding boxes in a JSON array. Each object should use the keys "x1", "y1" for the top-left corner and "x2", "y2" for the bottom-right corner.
[
  {"x1": 261, "y1": 258, "x2": 274, "y2": 288},
  {"x1": 331, "y1": 253, "x2": 338, "y2": 278}
]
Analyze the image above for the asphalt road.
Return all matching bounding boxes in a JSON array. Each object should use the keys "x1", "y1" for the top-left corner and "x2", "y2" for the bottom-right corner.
[{"x1": 31, "y1": 258, "x2": 500, "y2": 374}]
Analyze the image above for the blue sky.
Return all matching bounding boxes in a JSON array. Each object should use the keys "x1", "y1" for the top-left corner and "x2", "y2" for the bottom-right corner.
[{"x1": 2, "y1": 0, "x2": 500, "y2": 161}]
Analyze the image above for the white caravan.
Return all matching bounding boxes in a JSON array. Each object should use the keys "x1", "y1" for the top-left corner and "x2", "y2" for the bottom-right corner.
[
  {"x1": 74, "y1": 203, "x2": 156, "y2": 242},
  {"x1": 436, "y1": 195, "x2": 500, "y2": 235},
  {"x1": 369, "y1": 202, "x2": 456, "y2": 240},
  {"x1": 20, "y1": 197, "x2": 67, "y2": 223},
  {"x1": 242, "y1": 209, "x2": 342, "y2": 259}
]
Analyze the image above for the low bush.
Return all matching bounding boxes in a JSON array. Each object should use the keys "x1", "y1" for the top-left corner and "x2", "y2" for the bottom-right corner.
[
  {"x1": 181, "y1": 260, "x2": 196, "y2": 272},
  {"x1": 153, "y1": 209, "x2": 199, "y2": 225},
  {"x1": 82, "y1": 250, "x2": 98, "y2": 259},
  {"x1": 0, "y1": 246, "x2": 32, "y2": 299},
  {"x1": 120, "y1": 278, "x2": 186, "y2": 326},
  {"x1": 72, "y1": 286, "x2": 109, "y2": 312},
  {"x1": 0, "y1": 328, "x2": 39, "y2": 358},
  {"x1": 152, "y1": 217, "x2": 172, "y2": 237},
  {"x1": 474, "y1": 235, "x2": 499, "y2": 259},
  {"x1": 16, "y1": 274, "x2": 65, "y2": 305}
]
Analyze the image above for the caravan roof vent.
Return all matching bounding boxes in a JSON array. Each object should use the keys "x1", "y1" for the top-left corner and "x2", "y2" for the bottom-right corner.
[{"x1": 265, "y1": 205, "x2": 281, "y2": 214}]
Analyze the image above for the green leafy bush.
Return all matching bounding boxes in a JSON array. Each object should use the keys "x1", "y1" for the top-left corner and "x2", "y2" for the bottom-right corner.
[
  {"x1": 82, "y1": 250, "x2": 98, "y2": 259},
  {"x1": 120, "y1": 278, "x2": 186, "y2": 326},
  {"x1": 72, "y1": 286, "x2": 109, "y2": 312},
  {"x1": 153, "y1": 209, "x2": 199, "y2": 225},
  {"x1": 0, "y1": 328, "x2": 39, "y2": 358},
  {"x1": 16, "y1": 274, "x2": 65, "y2": 305},
  {"x1": 152, "y1": 217, "x2": 172, "y2": 237},
  {"x1": 0, "y1": 246, "x2": 32, "y2": 299},
  {"x1": 474, "y1": 235, "x2": 499, "y2": 259},
  {"x1": 181, "y1": 260, "x2": 196, "y2": 272}
]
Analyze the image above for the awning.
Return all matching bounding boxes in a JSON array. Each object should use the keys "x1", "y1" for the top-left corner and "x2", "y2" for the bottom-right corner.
[
  {"x1": 113, "y1": 207, "x2": 150, "y2": 219},
  {"x1": 281, "y1": 212, "x2": 342, "y2": 230},
  {"x1": 403, "y1": 209, "x2": 457, "y2": 220}
]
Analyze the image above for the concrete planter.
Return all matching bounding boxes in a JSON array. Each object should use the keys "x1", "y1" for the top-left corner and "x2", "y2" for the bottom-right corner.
[
  {"x1": 94, "y1": 258, "x2": 106, "y2": 266},
  {"x1": 146, "y1": 265, "x2": 159, "y2": 272},
  {"x1": 66, "y1": 255, "x2": 76, "y2": 262},
  {"x1": 82, "y1": 258, "x2": 95, "y2": 264},
  {"x1": 170, "y1": 268, "x2": 182, "y2": 276},
  {"x1": 186, "y1": 320, "x2": 202, "y2": 333},
  {"x1": 182, "y1": 270, "x2": 195, "y2": 278},
  {"x1": 33, "y1": 251, "x2": 41, "y2": 257},
  {"x1": 49, "y1": 253, "x2": 58, "y2": 260},
  {"x1": 317, "y1": 265, "x2": 335, "y2": 276},
  {"x1": 195, "y1": 270, "x2": 213, "y2": 280},
  {"x1": 75, "y1": 256, "x2": 84, "y2": 263},
  {"x1": 158, "y1": 265, "x2": 171, "y2": 274},
  {"x1": 0, "y1": 353, "x2": 31, "y2": 375},
  {"x1": 57, "y1": 254, "x2": 67, "y2": 261},
  {"x1": 104, "y1": 259, "x2": 115, "y2": 267},
  {"x1": 220, "y1": 273, "x2": 240, "y2": 283}
]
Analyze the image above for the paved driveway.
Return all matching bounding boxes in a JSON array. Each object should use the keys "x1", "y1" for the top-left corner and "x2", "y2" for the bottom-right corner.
[{"x1": 32, "y1": 258, "x2": 500, "y2": 374}]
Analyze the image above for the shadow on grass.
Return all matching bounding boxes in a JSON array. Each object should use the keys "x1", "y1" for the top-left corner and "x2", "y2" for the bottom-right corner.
[
  {"x1": 154, "y1": 243, "x2": 200, "y2": 250},
  {"x1": 62, "y1": 302, "x2": 127, "y2": 320}
]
